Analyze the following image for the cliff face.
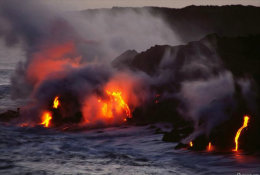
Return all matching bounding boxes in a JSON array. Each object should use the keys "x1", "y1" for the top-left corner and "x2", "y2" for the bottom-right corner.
[{"x1": 112, "y1": 34, "x2": 260, "y2": 151}]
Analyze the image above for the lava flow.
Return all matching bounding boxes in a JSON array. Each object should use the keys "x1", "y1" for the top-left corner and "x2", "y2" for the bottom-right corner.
[
  {"x1": 207, "y1": 142, "x2": 212, "y2": 151},
  {"x1": 53, "y1": 96, "x2": 60, "y2": 109},
  {"x1": 106, "y1": 90, "x2": 131, "y2": 118},
  {"x1": 40, "y1": 96, "x2": 61, "y2": 127},
  {"x1": 41, "y1": 112, "x2": 52, "y2": 127},
  {"x1": 233, "y1": 115, "x2": 250, "y2": 152},
  {"x1": 98, "y1": 90, "x2": 131, "y2": 121}
]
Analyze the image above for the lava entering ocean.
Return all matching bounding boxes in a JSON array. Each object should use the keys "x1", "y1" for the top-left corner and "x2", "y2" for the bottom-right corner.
[
  {"x1": 233, "y1": 115, "x2": 250, "y2": 152},
  {"x1": 97, "y1": 90, "x2": 131, "y2": 122},
  {"x1": 82, "y1": 89, "x2": 133, "y2": 126},
  {"x1": 40, "y1": 96, "x2": 61, "y2": 127},
  {"x1": 207, "y1": 142, "x2": 212, "y2": 151},
  {"x1": 53, "y1": 96, "x2": 60, "y2": 109},
  {"x1": 41, "y1": 112, "x2": 52, "y2": 128},
  {"x1": 105, "y1": 90, "x2": 131, "y2": 119},
  {"x1": 189, "y1": 141, "x2": 193, "y2": 147}
]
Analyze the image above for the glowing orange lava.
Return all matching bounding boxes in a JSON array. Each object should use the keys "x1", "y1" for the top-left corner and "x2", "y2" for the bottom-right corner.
[
  {"x1": 233, "y1": 115, "x2": 250, "y2": 152},
  {"x1": 189, "y1": 141, "x2": 193, "y2": 147},
  {"x1": 53, "y1": 96, "x2": 60, "y2": 109},
  {"x1": 207, "y1": 142, "x2": 212, "y2": 151},
  {"x1": 82, "y1": 74, "x2": 142, "y2": 126},
  {"x1": 101, "y1": 103, "x2": 113, "y2": 119},
  {"x1": 41, "y1": 112, "x2": 52, "y2": 127},
  {"x1": 106, "y1": 90, "x2": 131, "y2": 118},
  {"x1": 94, "y1": 90, "x2": 132, "y2": 122}
]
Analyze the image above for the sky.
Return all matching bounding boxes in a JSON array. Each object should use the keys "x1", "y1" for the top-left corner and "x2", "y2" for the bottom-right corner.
[{"x1": 48, "y1": 0, "x2": 260, "y2": 10}]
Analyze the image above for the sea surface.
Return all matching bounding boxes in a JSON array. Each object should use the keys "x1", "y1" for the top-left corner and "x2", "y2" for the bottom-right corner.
[
  {"x1": 0, "y1": 41, "x2": 25, "y2": 113},
  {"x1": 0, "y1": 42, "x2": 260, "y2": 175}
]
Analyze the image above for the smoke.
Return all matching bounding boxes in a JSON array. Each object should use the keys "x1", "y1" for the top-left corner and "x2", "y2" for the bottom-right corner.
[
  {"x1": 136, "y1": 38, "x2": 256, "y2": 142},
  {"x1": 21, "y1": 63, "x2": 112, "y2": 124},
  {"x1": 237, "y1": 77, "x2": 257, "y2": 112},
  {"x1": 0, "y1": 0, "x2": 181, "y2": 100},
  {"x1": 178, "y1": 71, "x2": 236, "y2": 141},
  {"x1": 1, "y1": 1, "x2": 168, "y2": 127},
  {"x1": 72, "y1": 9, "x2": 181, "y2": 58},
  {"x1": 19, "y1": 64, "x2": 150, "y2": 127},
  {"x1": 0, "y1": 0, "x2": 68, "y2": 47},
  {"x1": 0, "y1": 0, "x2": 256, "y2": 133}
]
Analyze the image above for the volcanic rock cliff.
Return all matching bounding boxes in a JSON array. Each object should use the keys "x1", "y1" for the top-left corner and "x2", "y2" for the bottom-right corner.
[{"x1": 112, "y1": 34, "x2": 260, "y2": 151}]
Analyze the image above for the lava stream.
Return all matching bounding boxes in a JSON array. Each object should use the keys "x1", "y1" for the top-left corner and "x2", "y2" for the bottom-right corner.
[
  {"x1": 233, "y1": 115, "x2": 250, "y2": 152},
  {"x1": 189, "y1": 141, "x2": 193, "y2": 147},
  {"x1": 207, "y1": 142, "x2": 212, "y2": 151},
  {"x1": 41, "y1": 96, "x2": 60, "y2": 127},
  {"x1": 41, "y1": 112, "x2": 52, "y2": 127},
  {"x1": 53, "y1": 96, "x2": 60, "y2": 109},
  {"x1": 106, "y1": 90, "x2": 131, "y2": 118}
]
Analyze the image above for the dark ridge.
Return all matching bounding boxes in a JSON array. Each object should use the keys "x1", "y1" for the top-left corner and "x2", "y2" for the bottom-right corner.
[
  {"x1": 112, "y1": 50, "x2": 138, "y2": 70},
  {"x1": 113, "y1": 34, "x2": 260, "y2": 84},
  {"x1": 130, "y1": 45, "x2": 172, "y2": 75}
]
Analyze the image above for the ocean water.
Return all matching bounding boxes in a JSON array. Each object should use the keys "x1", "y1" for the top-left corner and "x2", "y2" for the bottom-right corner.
[
  {"x1": 0, "y1": 42, "x2": 260, "y2": 175},
  {"x1": 0, "y1": 41, "x2": 25, "y2": 112},
  {"x1": 0, "y1": 124, "x2": 260, "y2": 175}
]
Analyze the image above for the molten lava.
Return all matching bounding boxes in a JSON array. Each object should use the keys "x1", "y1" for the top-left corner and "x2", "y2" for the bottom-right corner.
[
  {"x1": 189, "y1": 141, "x2": 193, "y2": 147},
  {"x1": 82, "y1": 73, "x2": 143, "y2": 126},
  {"x1": 84, "y1": 89, "x2": 132, "y2": 125},
  {"x1": 41, "y1": 112, "x2": 52, "y2": 127},
  {"x1": 233, "y1": 115, "x2": 250, "y2": 152},
  {"x1": 53, "y1": 96, "x2": 60, "y2": 109},
  {"x1": 105, "y1": 90, "x2": 131, "y2": 118},
  {"x1": 207, "y1": 142, "x2": 212, "y2": 151},
  {"x1": 101, "y1": 103, "x2": 113, "y2": 119},
  {"x1": 40, "y1": 96, "x2": 60, "y2": 127}
]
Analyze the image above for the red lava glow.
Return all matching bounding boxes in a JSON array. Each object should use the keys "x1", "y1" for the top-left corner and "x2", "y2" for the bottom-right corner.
[
  {"x1": 53, "y1": 96, "x2": 60, "y2": 109},
  {"x1": 233, "y1": 115, "x2": 250, "y2": 152},
  {"x1": 105, "y1": 90, "x2": 131, "y2": 118},
  {"x1": 82, "y1": 73, "x2": 146, "y2": 126},
  {"x1": 26, "y1": 41, "x2": 81, "y2": 85},
  {"x1": 19, "y1": 123, "x2": 30, "y2": 127},
  {"x1": 207, "y1": 142, "x2": 212, "y2": 151},
  {"x1": 40, "y1": 96, "x2": 60, "y2": 127},
  {"x1": 41, "y1": 112, "x2": 52, "y2": 128},
  {"x1": 83, "y1": 89, "x2": 132, "y2": 125}
]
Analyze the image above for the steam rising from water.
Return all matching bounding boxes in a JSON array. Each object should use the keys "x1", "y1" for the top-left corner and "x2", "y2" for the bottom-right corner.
[
  {"x1": 0, "y1": 0, "x2": 256, "y2": 139},
  {"x1": 0, "y1": 0, "x2": 174, "y2": 126}
]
